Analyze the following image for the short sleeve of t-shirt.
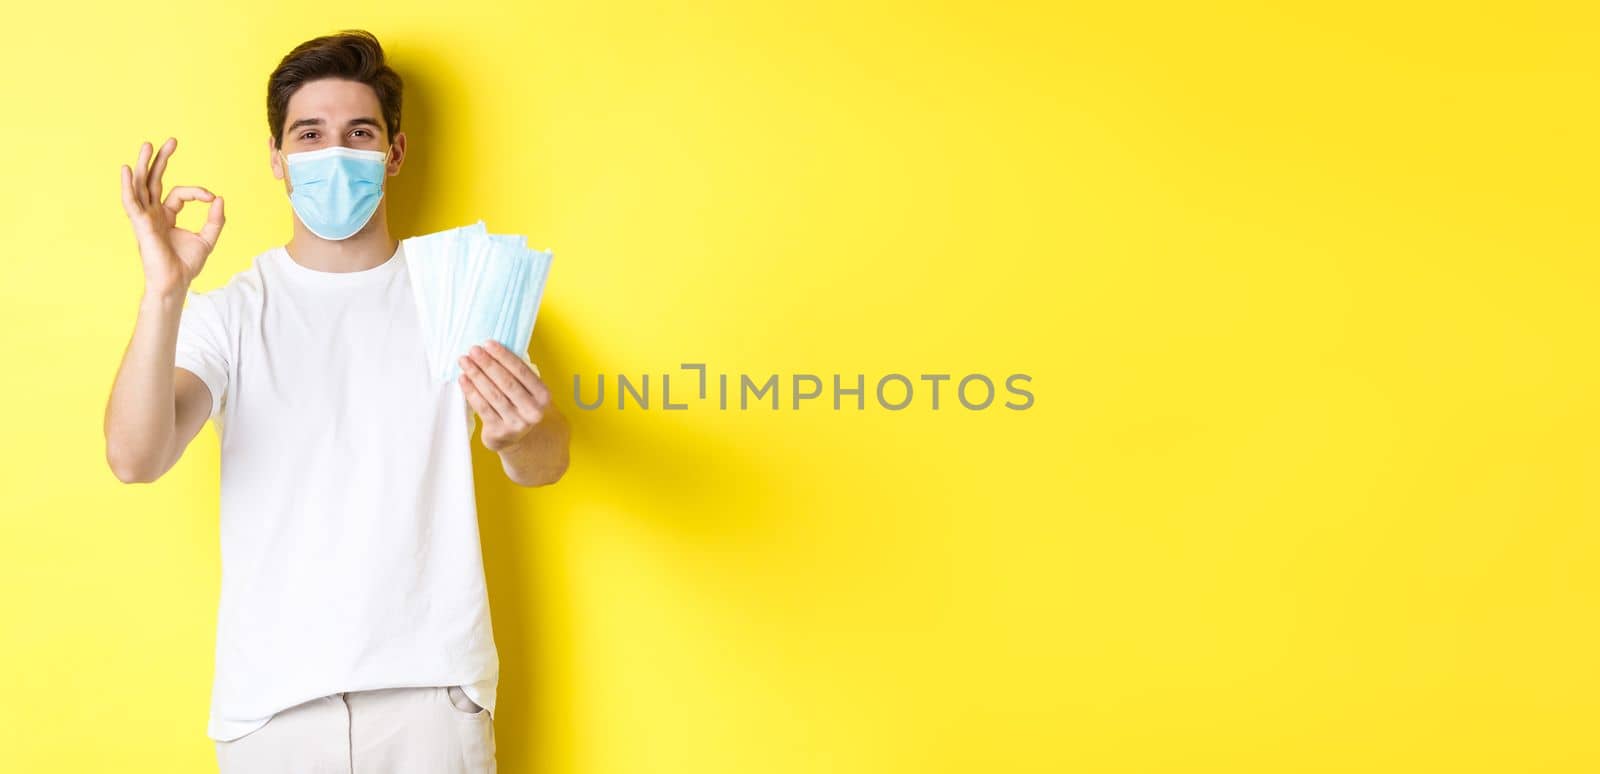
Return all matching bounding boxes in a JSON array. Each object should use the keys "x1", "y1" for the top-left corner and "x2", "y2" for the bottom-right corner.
[{"x1": 174, "y1": 288, "x2": 231, "y2": 423}]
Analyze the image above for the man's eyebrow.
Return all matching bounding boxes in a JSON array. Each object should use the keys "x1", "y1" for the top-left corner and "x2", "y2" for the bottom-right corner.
[{"x1": 284, "y1": 117, "x2": 382, "y2": 133}]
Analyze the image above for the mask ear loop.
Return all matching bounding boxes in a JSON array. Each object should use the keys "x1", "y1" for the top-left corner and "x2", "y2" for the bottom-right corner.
[
  {"x1": 381, "y1": 143, "x2": 395, "y2": 190},
  {"x1": 277, "y1": 148, "x2": 292, "y2": 192}
]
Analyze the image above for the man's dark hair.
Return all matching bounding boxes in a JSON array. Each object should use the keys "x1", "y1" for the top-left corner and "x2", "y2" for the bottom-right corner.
[{"x1": 267, "y1": 29, "x2": 403, "y2": 149}]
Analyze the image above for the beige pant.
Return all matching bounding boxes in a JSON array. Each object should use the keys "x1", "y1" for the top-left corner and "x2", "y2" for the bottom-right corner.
[{"x1": 214, "y1": 685, "x2": 496, "y2": 773}]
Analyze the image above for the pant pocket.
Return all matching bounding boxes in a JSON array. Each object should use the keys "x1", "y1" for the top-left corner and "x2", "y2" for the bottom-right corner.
[
  {"x1": 439, "y1": 686, "x2": 496, "y2": 773},
  {"x1": 443, "y1": 684, "x2": 486, "y2": 715}
]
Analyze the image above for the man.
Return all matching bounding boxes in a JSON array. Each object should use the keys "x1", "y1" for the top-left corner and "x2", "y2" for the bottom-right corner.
[{"x1": 102, "y1": 29, "x2": 569, "y2": 773}]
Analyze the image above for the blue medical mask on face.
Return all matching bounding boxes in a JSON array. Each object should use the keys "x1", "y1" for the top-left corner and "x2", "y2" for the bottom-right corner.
[{"x1": 280, "y1": 145, "x2": 390, "y2": 240}]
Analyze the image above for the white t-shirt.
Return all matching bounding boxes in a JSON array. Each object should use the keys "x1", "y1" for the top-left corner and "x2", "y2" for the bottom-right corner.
[{"x1": 175, "y1": 242, "x2": 533, "y2": 742}]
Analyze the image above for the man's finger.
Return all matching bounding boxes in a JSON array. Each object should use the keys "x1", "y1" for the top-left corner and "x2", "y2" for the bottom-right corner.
[
  {"x1": 468, "y1": 346, "x2": 538, "y2": 416},
  {"x1": 163, "y1": 185, "x2": 215, "y2": 212},
  {"x1": 120, "y1": 165, "x2": 139, "y2": 218},
  {"x1": 459, "y1": 372, "x2": 504, "y2": 424},
  {"x1": 199, "y1": 196, "x2": 225, "y2": 248},
  {"x1": 482, "y1": 339, "x2": 544, "y2": 398},
  {"x1": 147, "y1": 137, "x2": 177, "y2": 203},
  {"x1": 524, "y1": 368, "x2": 550, "y2": 405},
  {"x1": 461, "y1": 356, "x2": 518, "y2": 419},
  {"x1": 519, "y1": 369, "x2": 550, "y2": 406},
  {"x1": 131, "y1": 142, "x2": 151, "y2": 208}
]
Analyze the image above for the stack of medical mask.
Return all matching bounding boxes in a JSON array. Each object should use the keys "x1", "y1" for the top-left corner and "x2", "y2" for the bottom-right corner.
[{"x1": 403, "y1": 221, "x2": 554, "y2": 384}]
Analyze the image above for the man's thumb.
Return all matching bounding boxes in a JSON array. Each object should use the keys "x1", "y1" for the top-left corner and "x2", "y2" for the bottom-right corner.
[{"x1": 199, "y1": 195, "x2": 226, "y2": 247}]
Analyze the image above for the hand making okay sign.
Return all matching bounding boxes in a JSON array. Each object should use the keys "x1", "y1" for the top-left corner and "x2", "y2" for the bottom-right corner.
[
  {"x1": 458, "y1": 340, "x2": 554, "y2": 453},
  {"x1": 119, "y1": 137, "x2": 226, "y2": 295}
]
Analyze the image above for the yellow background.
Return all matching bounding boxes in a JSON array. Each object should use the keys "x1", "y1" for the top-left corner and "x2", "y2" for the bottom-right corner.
[{"x1": 2, "y1": 2, "x2": 1596, "y2": 772}]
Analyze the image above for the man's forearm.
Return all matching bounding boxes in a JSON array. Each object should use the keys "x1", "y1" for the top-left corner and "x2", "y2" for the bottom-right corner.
[
  {"x1": 497, "y1": 402, "x2": 570, "y2": 486},
  {"x1": 104, "y1": 287, "x2": 185, "y2": 482}
]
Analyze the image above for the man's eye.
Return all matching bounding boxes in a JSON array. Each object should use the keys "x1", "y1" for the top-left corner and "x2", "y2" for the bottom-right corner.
[
  {"x1": 352, "y1": 129, "x2": 371, "y2": 138},
  {"x1": 300, "y1": 131, "x2": 318, "y2": 141}
]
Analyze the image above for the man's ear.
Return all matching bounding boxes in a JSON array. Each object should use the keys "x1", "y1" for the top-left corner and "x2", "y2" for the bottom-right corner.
[
  {"x1": 268, "y1": 136, "x2": 285, "y2": 181},
  {"x1": 387, "y1": 131, "x2": 406, "y2": 176}
]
